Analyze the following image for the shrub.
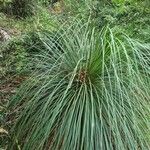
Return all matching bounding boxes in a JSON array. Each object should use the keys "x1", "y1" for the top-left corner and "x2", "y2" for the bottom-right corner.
[
  {"x1": 64, "y1": 0, "x2": 150, "y2": 41},
  {"x1": 11, "y1": 0, "x2": 37, "y2": 18},
  {"x1": 0, "y1": 38, "x2": 28, "y2": 77},
  {"x1": 0, "y1": 0, "x2": 12, "y2": 14},
  {"x1": 7, "y1": 23, "x2": 150, "y2": 149}
]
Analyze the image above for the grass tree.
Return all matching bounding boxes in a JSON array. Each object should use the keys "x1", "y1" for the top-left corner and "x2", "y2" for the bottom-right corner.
[{"x1": 8, "y1": 22, "x2": 150, "y2": 149}]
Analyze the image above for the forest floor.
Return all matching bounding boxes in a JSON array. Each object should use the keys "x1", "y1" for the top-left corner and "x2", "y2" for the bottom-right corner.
[{"x1": 0, "y1": 3, "x2": 61, "y2": 107}]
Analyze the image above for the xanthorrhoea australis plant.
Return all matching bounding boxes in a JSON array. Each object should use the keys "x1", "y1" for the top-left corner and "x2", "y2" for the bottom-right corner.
[{"x1": 8, "y1": 23, "x2": 150, "y2": 150}]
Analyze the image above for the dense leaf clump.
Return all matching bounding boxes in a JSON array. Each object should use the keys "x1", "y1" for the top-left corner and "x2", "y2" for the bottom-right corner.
[
  {"x1": 11, "y1": 0, "x2": 36, "y2": 18},
  {"x1": 8, "y1": 24, "x2": 150, "y2": 149}
]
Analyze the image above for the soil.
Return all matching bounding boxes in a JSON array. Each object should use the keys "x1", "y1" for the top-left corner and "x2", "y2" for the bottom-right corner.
[{"x1": 0, "y1": 75, "x2": 27, "y2": 108}]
